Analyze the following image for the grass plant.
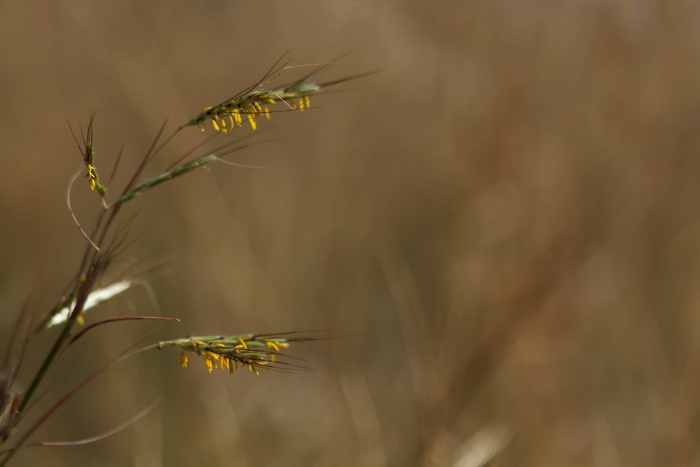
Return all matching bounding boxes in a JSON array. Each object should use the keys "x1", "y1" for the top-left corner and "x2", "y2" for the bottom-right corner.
[{"x1": 0, "y1": 55, "x2": 361, "y2": 465}]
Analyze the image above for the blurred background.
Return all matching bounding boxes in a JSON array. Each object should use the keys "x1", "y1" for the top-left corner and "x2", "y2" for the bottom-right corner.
[{"x1": 0, "y1": 0, "x2": 698, "y2": 466}]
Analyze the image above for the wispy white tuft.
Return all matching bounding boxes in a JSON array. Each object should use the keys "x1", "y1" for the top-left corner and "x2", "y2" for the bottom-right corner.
[{"x1": 46, "y1": 280, "x2": 133, "y2": 328}]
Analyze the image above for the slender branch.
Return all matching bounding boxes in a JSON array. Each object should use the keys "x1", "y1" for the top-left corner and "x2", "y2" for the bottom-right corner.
[
  {"x1": 70, "y1": 316, "x2": 180, "y2": 345},
  {"x1": 0, "y1": 400, "x2": 158, "y2": 454},
  {"x1": 66, "y1": 169, "x2": 101, "y2": 252}
]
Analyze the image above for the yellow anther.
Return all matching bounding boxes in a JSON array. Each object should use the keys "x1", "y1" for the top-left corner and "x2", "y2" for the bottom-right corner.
[
  {"x1": 237, "y1": 338, "x2": 249, "y2": 350},
  {"x1": 87, "y1": 164, "x2": 97, "y2": 190},
  {"x1": 248, "y1": 115, "x2": 257, "y2": 130},
  {"x1": 204, "y1": 351, "x2": 219, "y2": 373},
  {"x1": 212, "y1": 119, "x2": 220, "y2": 131},
  {"x1": 266, "y1": 341, "x2": 280, "y2": 352},
  {"x1": 180, "y1": 352, "x2": 189, "y2": 368},
  {"x1": 264, "y1": 106, "x2": 271, "y2": 120},
  {"x1": 233, "y1": 109, "x2": 242, "y2": 126}
]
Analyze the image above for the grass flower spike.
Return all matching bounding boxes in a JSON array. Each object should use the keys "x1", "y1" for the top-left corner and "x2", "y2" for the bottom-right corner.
[
  {"x1": 158, "y1": 334, "x2": 313, "y2": 375},
  {"x1": 185, "y1": 59, "x2": 369, "y2": 134},
  {"x1": 187, "y1": 81, "x2": 317, "y2": 133},
  {"x1": 71, "y1": 115, "x2": 106, "y2": 197}
]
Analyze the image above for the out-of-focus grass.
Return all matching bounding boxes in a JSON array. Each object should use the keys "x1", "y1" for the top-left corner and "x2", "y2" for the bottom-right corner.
[{"x1": 2, "y1": 1, "x2": 700, "y2": 466}]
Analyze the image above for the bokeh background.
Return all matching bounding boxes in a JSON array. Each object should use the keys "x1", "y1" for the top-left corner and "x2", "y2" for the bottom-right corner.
[{"x1": 0, "y1": 0, "x2": 699, "y2": 466}]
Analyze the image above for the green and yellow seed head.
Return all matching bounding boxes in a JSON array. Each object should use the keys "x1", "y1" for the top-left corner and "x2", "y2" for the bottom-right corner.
[{"x1": 159, "y1": 334, "x2": 301, "y2": 376}]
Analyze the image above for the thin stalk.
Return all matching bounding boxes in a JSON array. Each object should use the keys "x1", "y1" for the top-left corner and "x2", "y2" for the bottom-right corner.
[
  {"x1": 15, "y1": 328, "x2": 67, "y2": 415},
  {"x1": 17, "y1": 269, "x2": 96, "y2": 415}
]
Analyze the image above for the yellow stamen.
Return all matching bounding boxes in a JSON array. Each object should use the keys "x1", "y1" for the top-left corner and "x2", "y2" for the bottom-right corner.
[
  {"x1": 238, "y1": 338, "x2": 249, "y2": 350},
  {"x1": 264, "y1": 106, "x2": 271, "y2": 120},
  {"x1": 180, "y1": 352, "x2": 189, "y2": 368},
  {"x1": 248, "y1": 115, "x2": 257, "y2": 130},
  {"x1": 87, "y1": 164, "x2": 97, "y2": 190},
  {"x1": 212, "y1": 119, "x2": 220, "y2": 131},
  {"x1": 266, "y1": 341, "x2": 280, "y2": 352},
  {"x1": 233, "y1": 109, "x2": 242, "y2": 126},
  {"x1": 204, "y1": 351, "x2": 219, "y2": 373}
]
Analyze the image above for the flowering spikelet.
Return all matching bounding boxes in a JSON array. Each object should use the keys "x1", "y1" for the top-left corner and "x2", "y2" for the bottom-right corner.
[
  {"x1": 189, "y1": 85, "x2": 318, "y2": 134},
  {"x1": 186, "y1": 60, "x2": 369, "y2": 134},
  {"x1": 71, "y1": 115, "x2": 106, "y2": 196},
  {"x1": 158, "y1": 334, "x2": 309, "y2": 376}
]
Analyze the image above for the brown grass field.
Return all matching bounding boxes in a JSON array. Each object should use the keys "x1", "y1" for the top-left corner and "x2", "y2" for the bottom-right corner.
[{"x1": 0, "y1": 1, "x2": 699, "y2": 466}]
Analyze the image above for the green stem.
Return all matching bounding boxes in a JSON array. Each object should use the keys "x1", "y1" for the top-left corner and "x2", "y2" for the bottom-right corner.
[
  {"x1": 18, "y1": 319, "x2": 70, "y2": 415},
  {"x1": 117, "y1": 343, "x2": 161, "y2": 364}
]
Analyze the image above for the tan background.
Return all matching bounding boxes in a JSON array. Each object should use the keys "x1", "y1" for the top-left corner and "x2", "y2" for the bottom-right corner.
[{"x1": 0, "y1": 1, "x2": 699, "y2": 466}]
